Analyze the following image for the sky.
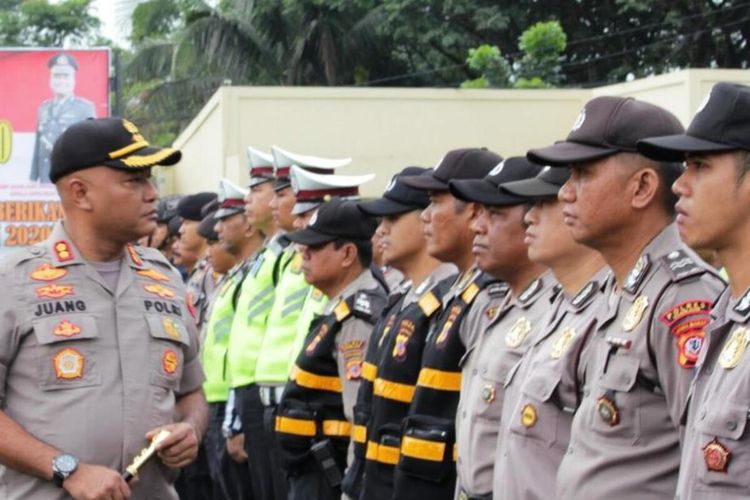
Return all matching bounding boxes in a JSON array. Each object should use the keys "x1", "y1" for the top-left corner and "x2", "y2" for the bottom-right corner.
[{"x1": 92, "y1": 0, "x2": 133, "y2": 48}]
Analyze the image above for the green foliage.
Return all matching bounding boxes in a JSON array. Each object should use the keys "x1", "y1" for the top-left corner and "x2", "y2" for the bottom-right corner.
[
  {"x1": 0, "y1": 0, "x2": 100, "y2": 46},
  {"x1": 130, "y1": 0, "x2": 181, "y2": 44},
  {"x1": 462, "y1": 44, "x2": 510, "y2": 88},
  {"x1": 515, "y1": 20, "x2": 567, "y2": 86}
]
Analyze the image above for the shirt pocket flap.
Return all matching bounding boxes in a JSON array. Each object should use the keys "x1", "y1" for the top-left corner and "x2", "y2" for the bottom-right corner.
[
  {"x1": 695, "y1": 402, "x2": 749, "y2": 440},
  {"x1": 600, "y1": 355, "x2": 639, "y2": 392},
  {"x1": 32, "y1": 315, "x2": 99, "y2": 345},
  {"x1": 523, "y1": 369, "x2": 563, "y2": 402},
  {"x1": 146, "y1": 315, "x2": 190, "y2": 346}
]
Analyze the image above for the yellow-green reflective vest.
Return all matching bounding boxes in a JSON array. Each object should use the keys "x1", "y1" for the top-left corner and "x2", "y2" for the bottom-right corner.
[
  {"x1": 201, "y1": 263, "x2": 247, "y2": 402},
  {"x1": 285, "y1": 284, "x2": 328, "y2": 375},
  {"x1": 227, "y1": 236, "x2": 287, "y2": 388},
  {"x1": 255, "y1": 250, "x2": 313, "y2": 383}
]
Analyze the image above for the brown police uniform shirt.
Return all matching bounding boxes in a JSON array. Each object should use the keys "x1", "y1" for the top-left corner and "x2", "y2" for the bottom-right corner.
[
  {"x1": 493, "y1": 267, "x2": 609, "y2": 500},
  {"x1": 556, "y1": 224, "x2": 725, "y2": 500},
  {"x1": 676, "y1": 285, "x2": 750, "y2": 499},
  {"x1": 0, "y1": 222, "x2": 205, "y2": 500},
  {"x1": 455, "y1": 272, "x2": 556, "y2": 497},
  {"x1": 329, "y1": 270, "x2": 383, "y2": 464}
]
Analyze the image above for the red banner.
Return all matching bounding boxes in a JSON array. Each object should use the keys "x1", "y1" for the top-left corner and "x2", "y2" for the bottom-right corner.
[{"x1": 0, "y1": 48, "x2": 109, "y2": 251}]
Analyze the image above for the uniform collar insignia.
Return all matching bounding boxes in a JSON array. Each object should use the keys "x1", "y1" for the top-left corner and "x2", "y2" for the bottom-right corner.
[
  {"x1": 623, "y1": 255, "x2": 650, "y2": 294},
  {"x1": 518, "y1": 278, "x2": 542, "y2": 304},
  {"x1": 53, "y1": 240, "x2": 75, "y2": 264},
  {"x1": 733, "y1": 288, "x2": 750, "y2": 316},
  {"x1": 572, "y1": 280, "x2": 598, "y2": 308},
  {"x1": 127, "y1": 243, "x2": 144, "y2": 267},
  {"x1": 487, "y1": 282, "x2": 509, "y2": 298},
  {"x1": 414, "y1": 276, "x2": 433, "y2": 296}
]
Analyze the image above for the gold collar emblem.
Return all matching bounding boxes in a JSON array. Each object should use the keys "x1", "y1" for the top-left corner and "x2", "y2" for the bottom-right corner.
[
  {"x1": 623, "y1": 295, "x2": 649, "y2": 332},
  {"x1": 719, "y1": 327, "x2": 749, "y2": 370},
  {"x1": 506, "y1": 316, "x2": 531, "y2": 348}
]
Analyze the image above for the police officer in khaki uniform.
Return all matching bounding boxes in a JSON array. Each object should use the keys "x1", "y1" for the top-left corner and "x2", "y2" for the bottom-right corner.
[
  {"x1": 275, "y1": 199, "x2": 386, "y2": 500},
  {"x1": 448, "y1": 157, "x2": 554, "y2": 500},
  {"x1": 528, "y1": 96, "x2": 726, "y2": 499},
  {"x1": 343, "y1": 167, "x2": 457, "y2": 500},
  {"x1": 637, "y1": 82, "x2": 750, "y2": 499},
  {"x1": 31, "y1": 53, "x2": 96, "y2": 183},
  {"x1": 491, "y1": 166, "x2": 608, "y2": 500},
  {"x1": 176, "y1": 192, "x2": 219, "y2": 332},
  {"x1": 0, "y1": 117, "x2": 208, "y2": 499}
]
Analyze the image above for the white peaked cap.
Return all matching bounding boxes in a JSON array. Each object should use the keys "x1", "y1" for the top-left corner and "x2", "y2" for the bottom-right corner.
[
  {"x1": 246, "y1": 146, "x2": 275, "y2": 187},
  {"x1": 290, "y1": 165, "x2": 374, "y2": 215},
  {"x1": 271, "y1": 145, "x2": 352, "y2": 172},
  {"x1": 215, "y1": 178, "x2": 248, "y2": 219}
]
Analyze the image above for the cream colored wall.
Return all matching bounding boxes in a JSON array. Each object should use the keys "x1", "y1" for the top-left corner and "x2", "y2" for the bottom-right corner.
[
  {"x1": 172, "y1": 86, "x2": 589, "y2": 196},
  {"x1": 170, "y1": 69, "x2": 750, "y2": 197}
]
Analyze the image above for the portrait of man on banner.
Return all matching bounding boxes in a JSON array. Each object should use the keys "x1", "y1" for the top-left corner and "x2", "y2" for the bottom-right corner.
[{"x1": 30, "y1": 53, "x2": 97, "y2": 184}]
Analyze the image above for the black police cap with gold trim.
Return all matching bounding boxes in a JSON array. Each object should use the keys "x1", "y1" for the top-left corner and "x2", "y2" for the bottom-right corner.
[{"x1": 50, "y1": 117, "x2": 181, "y2": 183}]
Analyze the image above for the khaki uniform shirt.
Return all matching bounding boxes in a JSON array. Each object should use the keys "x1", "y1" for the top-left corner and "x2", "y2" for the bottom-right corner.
[
  {"x1": 676, "y1": 285, "x2": 750, "y2": 499},
  {"x1": 186, "y1": 257, "x2": 216, "y2": 335},
  {"x1": 0, "y1": 222, "x2": 205, "y2": 500},
  {"x1": 556, "y1": 224, "x2": 725, "y2": 500},
  {"x1": 455, "y1": 272, "x2": 556, "y2": 496},
  {"x1": 327, "y1": 270, "x2": 385, "y2": 465},
  {"x1": 493, "y1": 268, "x2": 609, "y2": 500}
]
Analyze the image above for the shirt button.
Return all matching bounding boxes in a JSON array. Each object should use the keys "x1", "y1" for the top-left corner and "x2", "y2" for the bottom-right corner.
[
  {"x1": 462, "y1": 411, "x2": 467, "y2": 418},
  {"x1": 700, "y1": 410, "x2": 707, "y2": 421},
  {"x1": 472, "y1": 369, "x2": 478, "y2": 376},
  {"x1": 728, "y1": 421, "x2": 738, "y2": 431},
  {"x1": 567, "y1": 446, "x2": 574, "y2": 455}
]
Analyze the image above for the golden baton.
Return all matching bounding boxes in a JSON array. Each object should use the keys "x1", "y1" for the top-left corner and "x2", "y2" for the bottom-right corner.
[{"x1": 122, "y1": 429, "x2": 171, "y2": 482}]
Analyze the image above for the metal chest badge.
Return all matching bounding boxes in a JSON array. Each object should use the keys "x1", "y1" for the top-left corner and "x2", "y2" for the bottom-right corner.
[
  {"x1": 521, "y1": 404, "x2": 537, "y2": 428},
  {"x1": 596, "y1": 394, "x2": 620, "y2": 426},
  {"x1": 623, "y1": 295, "x2": 649, "y2": 332},
  {"x1": 703, "y1": 438, "x2": 731, "y2": 473},
  {"x1": 719, "y1": 327, "x2": 750, "y2": 369},
  {"x1": 482, "y1": 384, "x2": 496, "y2": 404},
  {"x1": 505, "y1": 316, "x2": 531, "y2": 348},
  {"x1": 550, "y1": 327, "x2": 576, "y2": 359}
]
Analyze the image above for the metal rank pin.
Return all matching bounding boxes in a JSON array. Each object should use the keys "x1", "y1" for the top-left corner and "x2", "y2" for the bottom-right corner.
[
  {"x1": 521, "y1": 404, "x2": 538, "y2": 428},
  {"x1": 719, "y1": 327, "x2": 750, "y2": 369},
  {"x1": 623, "y1": 295, "x2": 649, "y2": 332},
  {"x1": 482, "y1": 383, "x2": 496, "y2": 404},
  {"x1": 703, "y1": 438, "x2": 731, "y2": 473}
]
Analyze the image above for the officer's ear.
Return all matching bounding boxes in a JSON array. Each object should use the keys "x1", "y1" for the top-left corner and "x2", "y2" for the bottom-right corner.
[
  {"x1": 629, "y1": 167, "x2": 660, "y2": 210},
  {"x1": 338, "y1": 241, "x2": 359, "y2": 269},
  {"x1": 61, "y1": 175, "x2": 94, "y2": 212}
]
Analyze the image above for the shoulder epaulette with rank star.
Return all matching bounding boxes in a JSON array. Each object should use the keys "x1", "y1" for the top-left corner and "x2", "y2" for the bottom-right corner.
[
  {"x1": 623, "y1": 255, "x2": 650, "y2": 294},
  {"x1": 418, "y1": 291, "x2": 441, "y2": 317},
  {"x1": 572, "y1": 280, "x2": 598, "y2": 308},
  {"x1": 662, "y1": 249, "x2": 704, "y2": 282},
  {"x1": 518, "y1": 278, "x2": 542, "y2": 304}
]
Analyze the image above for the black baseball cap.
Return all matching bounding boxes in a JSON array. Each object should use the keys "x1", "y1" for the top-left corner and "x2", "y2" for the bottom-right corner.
[
  {"x1": 50, "y1": 117, "x2": 181, "y2": 183},
  {"x1": 357, "y1": 166, "x2": 432, "y2": 216},
  {"x1": 449, "y1": 157, "x2": 542, "y2": 206},
  {"x1": 501, "y1": 166, "x2": 571, "y2": 199},
  {"x1": 197, "y1": 200, "x2": 220, "y2": 242},
  {"x1": 286, "y1": 199, "x2": 377, "y2": 246},
  {"x1": 400, "y1": 148, "x2": 502, "y2": 191},
  {"x1": 177, "y1": 192, "x2": 218, "y2": 222},
  {"x1": 157, "y1": 194, "x2": 183, "y2": 223},
  {"x1": 527, "y1": 96, "x2": 684, "y2": 166},
  {"x1": 637, "y1": 83, "x2": 750, "y2": 161}
]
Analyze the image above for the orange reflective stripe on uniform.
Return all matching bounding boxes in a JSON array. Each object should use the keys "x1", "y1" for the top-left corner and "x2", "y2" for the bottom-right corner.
[
  {"x1": 366, "y1": 441, "x2": 400, "y2": 465},
  {"x1": 416, "y1": 367, "x2": 462, "y2": 392},
  {"x1": 373, "y1": 377, "x2": 416, "y2": 403},
  {"x1": 453, "y1": 443, "x2": 458, "y2": 461},
  {"x1": 400, "y1": 435, "x2": 446, "y2": 462},
  {"x1": 353, "y1": 424, "x2": 367, "y2": 444},
  {"x1": 275, "y1": 416, "x2": 316, "y2": 437},
  {"x1": 275, "y1": 416, "x2": 351, "y2": 437},
  {"x1": 322, "y1": 419, "x2": 351, "y2": 437},
  {"x1": 362, "y1": 361, "x2": 377, "y2": 382},
  {"x1": 291, "y1": 365, "x2": 342, "y2": 392}
]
